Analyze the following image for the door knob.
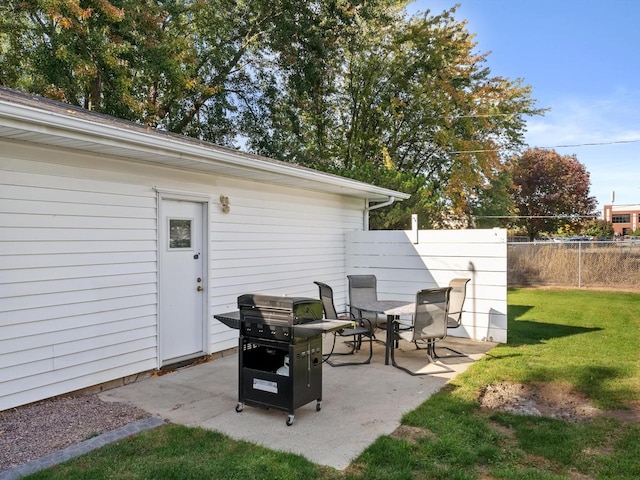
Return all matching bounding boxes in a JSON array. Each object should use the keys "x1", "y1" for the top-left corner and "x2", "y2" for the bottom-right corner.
[{"x1": 197, "y1": 286, "x2": 203, "y2": 292}]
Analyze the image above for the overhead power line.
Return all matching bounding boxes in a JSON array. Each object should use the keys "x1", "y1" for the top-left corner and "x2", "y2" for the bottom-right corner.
[
  {"x1": 473, "y1": 215, "x2": 597, "y2": 219},
  {"x1": 448, "y1": 137, "x2": 640, "y2": 155},
  {"x1": 549, "y1": 138, "x2": 640, "y2": 148}
]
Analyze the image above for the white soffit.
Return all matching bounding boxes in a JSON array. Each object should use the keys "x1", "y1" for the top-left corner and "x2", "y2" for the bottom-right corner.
[{"x1": 0, "y1": 88, "x2": 410, "y2": 202}]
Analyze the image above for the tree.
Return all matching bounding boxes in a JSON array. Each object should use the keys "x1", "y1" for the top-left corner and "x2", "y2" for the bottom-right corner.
[
  {"x1": 0, "y1": 0, "x2": 197, "y2": 124},
  {"x1": 244, "y1": 6, "x2": 543, "y2": 228},
  {"x1": 510, "y1": 148, "x2": 597, "y2": 240},
  {"x1": 468, "y1": 168, "x2": 515, "y2": 228},
  {"x1": 581, "y1": 219, "x2": 614, "y2": 239},
  {"x1": 1, "y1": 0, "x2": 385, "y2": 145},
  {"x1": 1, "y1": 2, "x2": 543, "y2": 228}
]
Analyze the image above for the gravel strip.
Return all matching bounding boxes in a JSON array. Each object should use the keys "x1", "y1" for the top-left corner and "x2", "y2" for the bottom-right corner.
[{"x1": 0, "y1": 395, "x2": 152, "y2": 471}]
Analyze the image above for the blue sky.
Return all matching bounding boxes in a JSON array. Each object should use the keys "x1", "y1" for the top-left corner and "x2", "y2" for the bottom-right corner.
[{"x1": 408, "y1": 0, "x2": 640, "y2": 212}]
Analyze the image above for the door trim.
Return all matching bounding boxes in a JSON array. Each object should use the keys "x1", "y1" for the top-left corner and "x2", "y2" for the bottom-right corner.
[{"x1": 157, "y1": 191, "x2": 211, "y2": 367}]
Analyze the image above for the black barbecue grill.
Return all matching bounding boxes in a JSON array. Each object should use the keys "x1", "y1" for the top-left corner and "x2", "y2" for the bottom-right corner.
[{"x1": 214, "y1": 294, "x2": 352, "y2": 426}]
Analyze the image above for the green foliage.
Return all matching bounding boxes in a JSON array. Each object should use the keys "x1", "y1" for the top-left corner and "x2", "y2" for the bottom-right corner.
[
  {"x1": 323, "y1": 160, "x2": 429, "y2": 229},
  {"x1": 0, "y1": 0, "x2": 196, "y2": 125},
  {"x1": 27, "y1": 425, "x2": 336, "y2": 480},
  {"x1": 511, "y1": 148, "x2": 597, "y2": 240},
  {"x1": 468, "y1": 168, "x2": 515, "y2": 228},
  {"x1": 581, "y1": 218, "x2": 614, "y2": 239},
  {"x1": 252, "y1": 5, "x2": 543, "y2": 228},
  {"x1": 1, "y1": 1, "x2": 543, "y2": 228}
]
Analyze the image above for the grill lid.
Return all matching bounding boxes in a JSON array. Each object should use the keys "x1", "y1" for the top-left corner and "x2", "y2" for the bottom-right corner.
[{"x1": 237, "y1": 294, "x2": 323, "y2": 325}]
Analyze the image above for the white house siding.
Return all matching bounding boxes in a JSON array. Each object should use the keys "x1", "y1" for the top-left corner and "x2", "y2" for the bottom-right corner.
[
  {"x1": 0, "y1": 145, "x2": 159, "y2": 411},
  {"x1": 346, "y1": 229, "x2": 508, "y2": 343},
  {"x1": 0, "y1": 140, "x2": 364, "y2": 411},
  {"x1": 208, "y1": 187, "x2": 362, "y2": 353}
]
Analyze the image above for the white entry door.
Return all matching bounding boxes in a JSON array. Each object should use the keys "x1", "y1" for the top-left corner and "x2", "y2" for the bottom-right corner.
[{"x1": 159, "y1": 199, "x2": 206, "y2": 365}]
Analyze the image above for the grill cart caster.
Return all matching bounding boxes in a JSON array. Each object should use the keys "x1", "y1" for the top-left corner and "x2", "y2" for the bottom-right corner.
[
  {"x1": 286, "y1": 415, "x2": 295, "y2": 426},
  {"x1": 235, "y1": 402, "x2": 244, "y2": 413},
  {"x1": 316, "y1": 401, "x2": 322, "y2": 412}
]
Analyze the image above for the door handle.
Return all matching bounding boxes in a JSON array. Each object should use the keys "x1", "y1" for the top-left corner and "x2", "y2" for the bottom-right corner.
[{"x1": 197, "y1": 286, "x2": 203, "y2": 292}]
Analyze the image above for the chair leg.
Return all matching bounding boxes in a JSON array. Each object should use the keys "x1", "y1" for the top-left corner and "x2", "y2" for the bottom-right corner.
[
  {"x1": 390, "y1": 338, "x2": 454, "y2": 375},
  {"x1": 413, "y1": 340, "x2": 428, "y2": 350},
  {"x1": 432, "y1": 339, "x2": 468, "y2": 359},
  {"x1": 413, "y1": 339, "x2": 465, "y2": 359},
  {"x1": 326, "y1": 334, "x2": 373, "y2": 367},
  {"x1": 322, "y1": 333, "x2": 339, "y2": 363},
  {"x1": 322, "y1": 333, "x2": 363, "y2": 363},
  {"x1": 432, "y1": 325, "x2": 469, "y2": 358}
]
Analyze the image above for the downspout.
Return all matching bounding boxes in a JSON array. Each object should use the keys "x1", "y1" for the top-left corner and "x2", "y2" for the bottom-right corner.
[{"x1": 364, "y1": 196, "x2": 396, "y2": 230}]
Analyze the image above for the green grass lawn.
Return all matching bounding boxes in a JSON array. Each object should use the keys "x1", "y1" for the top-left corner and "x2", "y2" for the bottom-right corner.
[{"x1": 27, "y1": 288, "x2": 640, "y2": 480}]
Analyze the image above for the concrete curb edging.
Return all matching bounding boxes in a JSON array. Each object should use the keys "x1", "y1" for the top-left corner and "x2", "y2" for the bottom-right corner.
[{"x1": 0, "y1": 417, "x2": 165, "y2": 480}]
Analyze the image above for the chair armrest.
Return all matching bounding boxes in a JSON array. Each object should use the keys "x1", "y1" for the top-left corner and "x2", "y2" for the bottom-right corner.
[
  {"x1": 358, "y1": 317, "x2": 373, "y2": 331},
  {"x1": 394, "y1": 317, "x2": 412, "y2": 328},
  {"x1": 338, "y1": 311, "x2": 374, "y2": 333}
]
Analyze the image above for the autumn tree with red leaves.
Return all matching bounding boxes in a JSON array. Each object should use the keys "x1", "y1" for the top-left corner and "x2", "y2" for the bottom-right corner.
[{"x1": 511, "y1": 148, "x2": 597, "y2": 240}]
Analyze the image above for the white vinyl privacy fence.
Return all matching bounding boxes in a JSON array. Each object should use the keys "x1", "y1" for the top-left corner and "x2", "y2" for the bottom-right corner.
[{"x1": 346, "y1": 228, "x2": 508, "y2": 343}]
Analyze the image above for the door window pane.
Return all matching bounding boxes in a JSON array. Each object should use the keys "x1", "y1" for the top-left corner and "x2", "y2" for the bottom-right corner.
[{"x1": 169, "y1": 218, "x2": 192, "y2": 249}]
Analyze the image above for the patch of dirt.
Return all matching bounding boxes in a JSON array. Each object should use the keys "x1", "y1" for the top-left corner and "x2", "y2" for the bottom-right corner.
[
  {"x1": 390, "y1": 425, "x2": 435, "y2": 444},
  {"x1": 479, "y1": 382, "x2": 640, "y2": 423}
]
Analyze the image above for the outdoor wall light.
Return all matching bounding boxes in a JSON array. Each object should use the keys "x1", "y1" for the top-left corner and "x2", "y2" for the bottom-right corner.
[{"x1": 219, "y1": 195, "x2": 230, "y2": 214}]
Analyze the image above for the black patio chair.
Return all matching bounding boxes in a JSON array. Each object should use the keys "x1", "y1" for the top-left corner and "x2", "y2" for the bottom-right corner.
[
  {"x1": 314, "y1": 281, "x2": 374, "y2": 367},
  {"x1": 390, "y1": 287, "x2": 454, "y2": 375}
]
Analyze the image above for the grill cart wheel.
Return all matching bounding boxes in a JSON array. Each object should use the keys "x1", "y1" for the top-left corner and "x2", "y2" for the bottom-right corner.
[
  {"x1": 316, "y1": 401, "x2": 322, "y2": 412},
  {"x1": 235, "y1": 402, "x2": 244, "y2": 413},
  {"x1": 286, "y1": 415, "x2": 295, "y2": 426}
]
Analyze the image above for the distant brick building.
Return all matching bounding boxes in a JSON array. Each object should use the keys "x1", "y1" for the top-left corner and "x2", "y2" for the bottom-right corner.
[{"x1": 603, "y1": 204, "x2": 640, "y2": 236}]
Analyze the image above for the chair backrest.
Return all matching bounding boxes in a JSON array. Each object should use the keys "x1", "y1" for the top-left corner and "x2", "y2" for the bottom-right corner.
[
  {"x1": 410, "y1": 287, "x2": 452, "y2": 342},
  {"x1": 447, "y1": 278, "x2": 470, "y2": 328},
  {"x1": 314, "y1": 281, "x2": 339, "y2": 319},
  {"x1": 347, "y1": 275, "x2": 378, "y2": 319}
]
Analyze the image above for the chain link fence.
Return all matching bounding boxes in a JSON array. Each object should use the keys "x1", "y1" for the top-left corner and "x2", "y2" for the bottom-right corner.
[{"x1": 508, "y1": 241, "x2": 640, "y2": 290}]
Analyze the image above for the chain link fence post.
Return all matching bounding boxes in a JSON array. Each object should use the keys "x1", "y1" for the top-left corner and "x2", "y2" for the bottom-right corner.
[{"x1": 578, "y1": 241, "x2": 582, "y2": 288}]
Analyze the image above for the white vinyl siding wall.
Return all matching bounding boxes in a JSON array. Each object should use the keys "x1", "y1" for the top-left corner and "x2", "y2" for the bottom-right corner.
[
  {"x1": 209, "y1": 185, "x2": 363, "y2": 353},
  {"x1": 0, "y1": 168, "x2": 159, "y2": 411},
  {"x1": 0, "y1": 141, "x2": 364, "y2": 410}
]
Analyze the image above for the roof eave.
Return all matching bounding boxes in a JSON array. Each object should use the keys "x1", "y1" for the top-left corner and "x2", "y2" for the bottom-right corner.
[{"x1": 0, "y1": 96, "x2": 410, "y2": 202}]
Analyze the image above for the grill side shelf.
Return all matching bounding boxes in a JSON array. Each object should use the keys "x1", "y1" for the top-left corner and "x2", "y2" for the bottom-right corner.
[
  {"x1": 214, "y1": 313, "x2": 354, "y2": 338},
  {"x1": 214, "y1": 311, "x2": 241, "y2": 330}
]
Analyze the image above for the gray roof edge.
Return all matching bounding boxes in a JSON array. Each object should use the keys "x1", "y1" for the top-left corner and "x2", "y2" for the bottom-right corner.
[{"x1": 0, "y1": 86, "x2": 410, "y2": 201}]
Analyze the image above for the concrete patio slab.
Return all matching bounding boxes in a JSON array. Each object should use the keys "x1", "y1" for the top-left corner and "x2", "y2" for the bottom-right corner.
[{"x1": 100, "y1": 336, "x2": 495, "y2": 470}]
